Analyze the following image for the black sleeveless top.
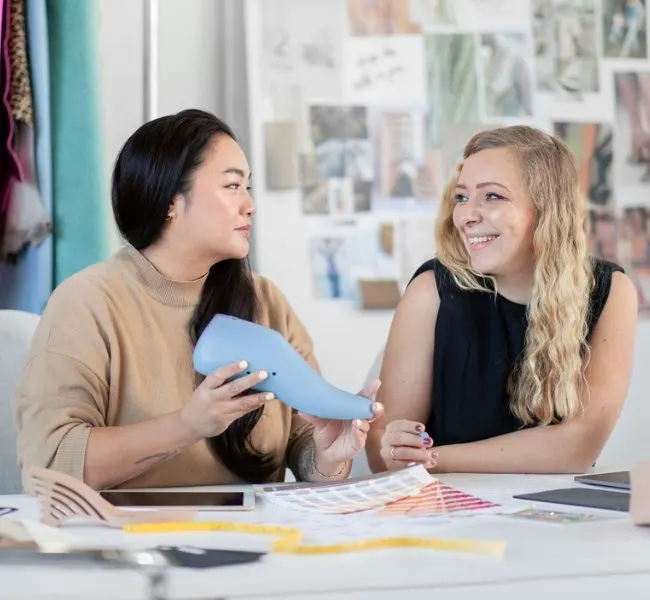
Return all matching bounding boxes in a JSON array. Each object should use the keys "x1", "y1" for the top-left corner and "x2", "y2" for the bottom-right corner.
[{"x1": 410, "y1": 257, "x2": 624, "y2": 446}]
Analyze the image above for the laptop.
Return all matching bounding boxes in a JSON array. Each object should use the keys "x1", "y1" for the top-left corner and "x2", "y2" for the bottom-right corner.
[{"x1": 574, "y1": 470, "x2": 630, "y2": 491}]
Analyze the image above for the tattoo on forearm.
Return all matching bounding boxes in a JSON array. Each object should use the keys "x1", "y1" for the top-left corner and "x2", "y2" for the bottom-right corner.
[
  {"x1": 296, "y1": 439, "x2": 318, "y2": 481},
  {"x1": 135, "y1": 448, "x2": 182, "y2": 467}
]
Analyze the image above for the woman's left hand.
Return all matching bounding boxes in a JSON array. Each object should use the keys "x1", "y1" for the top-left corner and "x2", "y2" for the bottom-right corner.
[{"x1": 300, "y1": 379, "x2": 383, "y2": 475}]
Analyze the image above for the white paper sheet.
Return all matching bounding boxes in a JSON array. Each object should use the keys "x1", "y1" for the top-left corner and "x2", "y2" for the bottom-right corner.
[{"x1": 344, "y1": 36, "x2": 427, "y2": 107}]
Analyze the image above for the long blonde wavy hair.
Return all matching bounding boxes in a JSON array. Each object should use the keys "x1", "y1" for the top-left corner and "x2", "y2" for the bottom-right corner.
[{"x1": 435, "y1": 125, "x2": 594, "y2": 426}]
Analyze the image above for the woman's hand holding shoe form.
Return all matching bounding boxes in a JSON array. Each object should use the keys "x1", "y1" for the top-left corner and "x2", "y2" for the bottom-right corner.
[
  {"x1": 179, "y1": 360, "x2": 274, "y2": 441},
  {"x1": 300, "y1": 379, "x2": 384, "y2": 477},
  {"x1": 380, "y1": 420, "x2": 437, "y2": 471}
]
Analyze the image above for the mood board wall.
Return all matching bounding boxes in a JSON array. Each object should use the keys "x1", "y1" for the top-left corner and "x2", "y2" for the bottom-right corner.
[{"x1": 244, "y1": 0, "x2": 650, "y2": 388}]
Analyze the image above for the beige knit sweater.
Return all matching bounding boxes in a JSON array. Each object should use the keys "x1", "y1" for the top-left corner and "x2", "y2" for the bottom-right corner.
[{"x1": 13, "y1": 246, "x2": 317, "y2": 489}]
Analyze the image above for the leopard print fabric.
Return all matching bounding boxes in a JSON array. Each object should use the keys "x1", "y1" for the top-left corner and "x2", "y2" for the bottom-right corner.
[{"x1": 9, "y1": 0, "x2": 33, "y2": 126}]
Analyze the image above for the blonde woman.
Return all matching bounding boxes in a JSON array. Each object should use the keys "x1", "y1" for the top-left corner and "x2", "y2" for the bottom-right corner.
[{"x1": 367, "y1": 125, "x2": 637, "y2": 474}]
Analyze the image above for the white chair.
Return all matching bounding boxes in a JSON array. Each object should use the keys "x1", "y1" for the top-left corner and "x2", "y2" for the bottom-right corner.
[
  {"x1": 0, "y1": 310, "x2": 40, "y2": 494},
  {"x1": 596, "y1": 325, "x2": 650, "y2": 469}
]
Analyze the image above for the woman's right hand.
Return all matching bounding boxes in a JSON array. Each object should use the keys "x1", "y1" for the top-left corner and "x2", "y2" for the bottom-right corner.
[
  {"x1": 179, "y1": 361, "x2": 274, "y2": 440},
  {"x1": 380, "y1": 419, "x2": 438, "y2": 471}
]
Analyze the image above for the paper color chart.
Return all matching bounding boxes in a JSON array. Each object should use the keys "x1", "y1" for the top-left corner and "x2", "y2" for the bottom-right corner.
[
  {"x1": 380, "y1": 481, "x2": 499, "y2": 516},
  {"x1": 262, "y1": 465, "x2": 435, "y2": 514}
]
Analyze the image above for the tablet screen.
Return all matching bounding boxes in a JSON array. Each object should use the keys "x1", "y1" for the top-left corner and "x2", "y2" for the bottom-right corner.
[{"x1": 100, "y1": 491, "x2": 246, "y2": 508}]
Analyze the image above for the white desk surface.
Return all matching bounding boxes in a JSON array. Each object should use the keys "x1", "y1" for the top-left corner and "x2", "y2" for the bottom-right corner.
[{"x1": 1, "y1": 470, "x2": 649, "y2": 600}]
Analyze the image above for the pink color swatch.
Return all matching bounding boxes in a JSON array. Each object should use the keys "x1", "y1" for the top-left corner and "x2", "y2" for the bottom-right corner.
[{"x1": 379, "y1": 481, "x2": 499, "y2": 516}]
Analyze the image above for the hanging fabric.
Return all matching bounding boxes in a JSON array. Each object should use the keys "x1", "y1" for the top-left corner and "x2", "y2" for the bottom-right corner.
[
  {"x1": 0, "y1": 0, "x2": 25, "y2": 240},
  {"x1": 47, "y1": 0, "x2": 109, "y2": 286},
  {"x1": 0, "y1": 0, "x2": 53, "y2": 313},
  {"x1": 2, "y1": 0, "x2": 49, "y2": 261},
  {"x1": 8, "y1": 0, "x2": 33, "y2": 125}
]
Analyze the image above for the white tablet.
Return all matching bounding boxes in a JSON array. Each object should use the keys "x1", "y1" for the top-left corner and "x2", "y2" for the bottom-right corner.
[{"x1": 99, "y1": 490, "x2": 256, "y2": 511}]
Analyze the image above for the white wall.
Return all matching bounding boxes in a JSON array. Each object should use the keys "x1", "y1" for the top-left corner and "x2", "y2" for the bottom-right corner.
[{"x1": 94, "y1": 0, "x2": 649, "y2": 467}]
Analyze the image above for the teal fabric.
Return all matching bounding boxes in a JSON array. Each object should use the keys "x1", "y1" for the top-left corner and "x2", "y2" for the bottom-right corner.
[{"x1": 47, "y1": 0, "x2": 108, "y2": 285}]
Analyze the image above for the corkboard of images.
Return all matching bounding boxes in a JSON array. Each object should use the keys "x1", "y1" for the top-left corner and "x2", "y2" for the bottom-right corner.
[{"x1": 255, "y1": 0, "x2": 650, "y2": 314}]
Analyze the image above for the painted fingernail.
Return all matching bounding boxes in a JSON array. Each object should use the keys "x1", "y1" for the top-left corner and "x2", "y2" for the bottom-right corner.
[
  {"x1": 264, "y1": 393, "x2": 275, "y2": 401},
  {"x1": 258, "y1": 371, "x2": 268, "y2": 380},
  {"x1": 239, "y1": 361, "x2": 248, "y2": 368},
  {"x1": 422, "y1": 436, "x2": 432, "y2": 446}
]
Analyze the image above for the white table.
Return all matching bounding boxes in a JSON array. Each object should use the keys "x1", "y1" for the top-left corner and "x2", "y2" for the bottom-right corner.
[{"x1": 1, "y1": 471, "x2": 649, "y2": 600}]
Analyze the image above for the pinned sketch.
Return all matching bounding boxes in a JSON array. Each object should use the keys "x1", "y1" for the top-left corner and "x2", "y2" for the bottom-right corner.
[
  {"x1": 260, "y1": 0, "x2": 346, "y2": 100},
  {"x1": 614, "y1": 72, "x2": 650, "y2": 189},
  {"x1": 533, "y1": 0, "x2": 598, "y2": 100},
  {"x1": 553, "y1": 122, "x2": 613, "y2": 206},
  {"x1": 347, "y1": 0, "x2": 420, "y2": 36},
  {"x1": 344, "y1": 36, "x2": 427, "y2": 106},
  {"x1": 424, "y1": 34, "x2": 479, "y2": 148},
  {"x1": 603, "y1": 0, "x2": 647, "y2": 59},
  {"x1": 411, "y1": 0, "x2": 532, "y2": 31},
  {"x1": 409, "y1": 0, "x2": 457, "y2": 28},
  {"x1": 375, "y1": 110, "x2": 440, "y2": 210},
  {"x1": 480, "y1": 33, "x2": 533, "y2": 118},
  {"x1": 264, "y1": 122, "x2": 300, "y2": 190}
]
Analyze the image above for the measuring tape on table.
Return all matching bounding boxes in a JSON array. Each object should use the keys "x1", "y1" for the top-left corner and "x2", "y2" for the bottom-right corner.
[{"x1": 123, "y1": 522, "x2": 507, "y2": 557}]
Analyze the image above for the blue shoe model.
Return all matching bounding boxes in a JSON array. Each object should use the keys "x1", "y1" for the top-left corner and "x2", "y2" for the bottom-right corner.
[{"x1": 193, "y1": 314, "x2": 375, "y2": 420}]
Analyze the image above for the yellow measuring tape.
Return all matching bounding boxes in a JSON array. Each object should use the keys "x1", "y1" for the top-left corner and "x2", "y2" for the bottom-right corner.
[{"x1": 123, "y1": 522, "x2": 507, "y2": 557}]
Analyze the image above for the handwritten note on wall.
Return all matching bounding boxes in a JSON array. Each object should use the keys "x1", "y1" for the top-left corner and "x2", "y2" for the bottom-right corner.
[{"x1": 344, "y1": 36, "x2": 427, "y2": 107}]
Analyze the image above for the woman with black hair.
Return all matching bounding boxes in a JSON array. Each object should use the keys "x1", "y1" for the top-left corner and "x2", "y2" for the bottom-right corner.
[{"x1": 13, "y1": 109, "x2": 382, "y2": 490}]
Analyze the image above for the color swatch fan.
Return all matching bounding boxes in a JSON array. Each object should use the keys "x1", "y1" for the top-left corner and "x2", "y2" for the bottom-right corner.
[{"x1": 380, "y1": 481, "x2": 499, "y2": 516}]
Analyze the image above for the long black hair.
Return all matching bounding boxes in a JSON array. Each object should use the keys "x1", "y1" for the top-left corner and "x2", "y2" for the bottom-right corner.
[{"x1": 111, "y1": 109, "x2": 276, "y2": 482}]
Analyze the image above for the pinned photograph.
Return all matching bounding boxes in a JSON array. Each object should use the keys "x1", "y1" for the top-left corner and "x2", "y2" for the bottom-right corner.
[
  {"x1": 533, "y1": 0, "x2": 598, "y2": 100},
  {"x1": 301, "y1": 181, "x2": 329, "y2": 215},
  {"x1": 353, "y1": 180, "x2": 373, "y2": 212},
  {"x1": 309, "y1": 236, "x2": 352, "y2": 299},
  {"x1": 309, "y1": 105, "x2": 370, "y2": 179},
  {"x1": 263, "y1": 122, "x2": 299, "y2": 191},
  {"x1": 588, "y1": 209, "x2": 620, "y2": 264},
  {"x1": 614, "y1": 71, "x2": 650, "y2": 186},
  {"x1": 411, "y1": 0, "x2": 532, "y2": 31},
  {"x1": 376, "y1": 110, "x2": 439, "y2": 207},
  {"x1": 424, "y1": 34, "x2": 479, "y2": 148},
  {"x1": 603, "y1": 0, "x2": 647, "y2": 59},
  {"x1": 553, "y1": 122, "x2": 613, "y2": 206},
  {"x1": 480, "y1": 33, "x2": 533, "y2": 118},
  {"x1": 344, "y1": 139, "x2": 374, "y2": 180},
  {"x1": 328, "y1": 178, "x2": 354, "y2": 216},
  {"x1": 261, "y1": 0, "x2": 346, "y2": 99},
  {"x1": 347, "y1": 0, "x2": 420, "y2": 36},
  {"x1": 620, "y1": 206, "x2": 650, "y2": 312}
]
